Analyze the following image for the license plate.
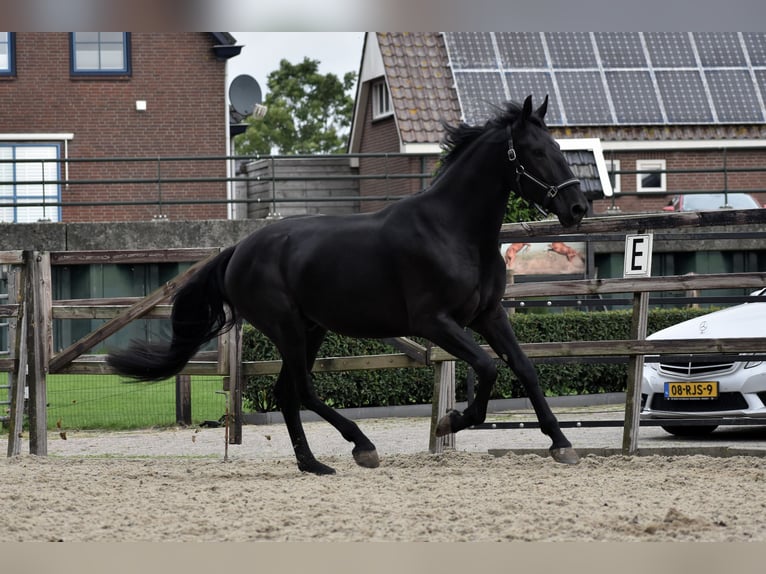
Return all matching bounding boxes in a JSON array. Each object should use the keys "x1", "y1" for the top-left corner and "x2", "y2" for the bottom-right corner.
[{"x1": 664, "y1": 381, "x2": 719, "y2": 399}]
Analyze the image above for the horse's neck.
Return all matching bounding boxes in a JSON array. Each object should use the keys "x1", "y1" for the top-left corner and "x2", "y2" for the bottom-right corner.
[{"x1": 424, "y1": 150, "x2": 510, "y2": 242}]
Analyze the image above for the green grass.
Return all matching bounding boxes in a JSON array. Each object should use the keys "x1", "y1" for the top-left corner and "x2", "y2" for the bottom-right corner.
[{"x1": 2, "y1": 373, "x2": 229, "y2": 431}]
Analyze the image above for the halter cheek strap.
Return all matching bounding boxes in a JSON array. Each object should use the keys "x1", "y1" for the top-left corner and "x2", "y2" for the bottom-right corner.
[{"x1": 505, "y1": 126, "x2": 580, "y2": 216}]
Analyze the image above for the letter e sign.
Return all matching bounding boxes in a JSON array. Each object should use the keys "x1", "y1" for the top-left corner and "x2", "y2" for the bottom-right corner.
[{"x1": 623, "y1": 234, "x2": 653, "y2": 277}]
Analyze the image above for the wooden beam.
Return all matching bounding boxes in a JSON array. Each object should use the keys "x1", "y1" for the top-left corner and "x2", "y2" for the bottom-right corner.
[
  {"x1": 504, "y1": 272, "x2": 766, "y2": 298},
  {"x1": 52, "y1": 304, "x2": 172, "y2": 320},
  {"x1": 0, "y1": 304, "x2": 19, "y2": 318},
  {"x1": 623, "y1": 291, "x2": 650, "y2": 456},
  {"x1": 381, "y1": 337, "x2": 428, "y2": 364},
  {"x1": 50, "y1": 248, "x2": 217, "y2": 266},
  {"x1": 0, "y1": 250, "x2": 24, "y2": 265},
  {"x1": 175, "y1": 375, "x2": 192, "y2": 426},
  {"x1": 499, "y1": 208, "x2": 766, "y2": 240},
  {"x1": 7, "y1": 264, "x2": 26, "y2": 457},
  {"x1": 428, "y1": 337, "x2": 766, "y2": 362},
  {"x1": 25, "y1": 252, "x2": 49, "y2": 455},
  {"x1": 429, "y1": 361, "x2": 455, "y2": 454},
  {"x1": 243, "y1": 353, "x2": 425, "y2": 376},
  {"x1": 48, "y1": 249, "x2": 221, "y2": 373}
]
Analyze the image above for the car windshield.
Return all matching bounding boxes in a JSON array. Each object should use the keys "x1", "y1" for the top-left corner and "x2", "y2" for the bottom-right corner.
[{"x1": 682, "y1": 193, "x2": 760, "y2": 211}]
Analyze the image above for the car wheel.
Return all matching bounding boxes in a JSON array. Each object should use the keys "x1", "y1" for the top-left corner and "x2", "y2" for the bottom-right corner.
[{"x1": 660, "y1": 424, "x2": 718, "y2": 437}]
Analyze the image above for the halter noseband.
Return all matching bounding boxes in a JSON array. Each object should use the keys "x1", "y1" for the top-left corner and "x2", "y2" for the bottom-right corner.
[{"x1": 505, "y1": 126, "x2": 580, "y2": 217}]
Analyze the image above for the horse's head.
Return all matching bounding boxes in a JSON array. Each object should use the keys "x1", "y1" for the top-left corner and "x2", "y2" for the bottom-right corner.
[{"x1": 507, "y1": 95, "x2": 589, "y2": 228}]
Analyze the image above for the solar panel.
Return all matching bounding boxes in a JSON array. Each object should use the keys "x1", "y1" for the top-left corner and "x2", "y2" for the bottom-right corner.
[
  {"x1": 606, "y1": 71, "x2": 664, "y2": 124},
  {"x1": 442, "y1": 32, "x2": 766, "y2": 127},
  {"x1": 505, "y1": 72, "x2": 562, "y2": 124},
  {"x1": 556, "y1": 72, "x2": 612, "y2": 124},
  {"x1": 545, "y1": 32, "x2": 597, "y2": 69},
  {"x1": 644, "y1": 32, "x2": 696, "y2": 68},
  {"x1": 705, "y1": 69, "x2": 763, "y2": 123},
  {"x1": 594, "y1": 33, "x2": 647, "y2": 68},
  {"x1": 755, "y1": 70, "x2": 766, "y2": 104},
  {"x1": 444, "y1": 32, "x2": 497, "y2": 70},
  {"x1": 453, "y1": 71, "x2": 507, "y2": 124},
  {"x1": 743, "y1": 33, "x2": 766, "y2": 66},
  {"x1": 495, "y1": 32, "x2": 547, "y2": 68},
  {"x1": 655, "y1": 71, "x2": 714, "y2": 123},
  {"x1": 693, "y1": 32, "x2": 746, "y2": 67}
]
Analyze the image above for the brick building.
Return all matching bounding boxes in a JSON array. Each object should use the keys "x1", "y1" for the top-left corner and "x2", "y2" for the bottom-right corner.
[
  {"x1": 0, "y1": 32, "x2": 240, "y2": 223},
  {"x1": 350, "y1": 33, "x2": 766, "y2": 215}
]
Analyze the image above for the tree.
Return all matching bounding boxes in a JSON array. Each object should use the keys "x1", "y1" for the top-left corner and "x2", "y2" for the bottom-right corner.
[
  {"x1": 235, "y1": 58, "x2": 356, "y2": 156},
  {"x1": 504, "y1": 195, "x2": 546, "y2": 223}
]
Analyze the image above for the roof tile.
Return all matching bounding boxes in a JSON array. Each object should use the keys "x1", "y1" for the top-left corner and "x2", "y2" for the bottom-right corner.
[{"x1": 377, "y1": 33, "x2": 461, "y2": 145}]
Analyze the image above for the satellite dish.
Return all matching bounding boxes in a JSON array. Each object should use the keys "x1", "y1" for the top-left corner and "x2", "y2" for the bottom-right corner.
[{"x1": 229, "y1": 74, "x2": 262, "y2": 117}]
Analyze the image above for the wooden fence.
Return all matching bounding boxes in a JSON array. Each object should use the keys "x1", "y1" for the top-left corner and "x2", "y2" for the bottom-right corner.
[{"x1": 3, "y1": 208, "x2": 766, "y2": 457}]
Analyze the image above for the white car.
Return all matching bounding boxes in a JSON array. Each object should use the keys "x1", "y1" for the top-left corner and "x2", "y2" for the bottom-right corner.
[{"x1": 641, "y1": 288, "x2": 766, "y2": 436}]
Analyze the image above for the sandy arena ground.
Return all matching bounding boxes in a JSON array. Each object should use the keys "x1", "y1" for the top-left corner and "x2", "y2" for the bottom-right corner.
[{"x1": 3, "y1": 408, "x2": 766, "y2": 542}]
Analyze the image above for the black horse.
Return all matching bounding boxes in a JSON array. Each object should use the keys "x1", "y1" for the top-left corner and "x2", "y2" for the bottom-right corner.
[{"x1": 107, "y1": 95, "x2": 589, "y2": 474}]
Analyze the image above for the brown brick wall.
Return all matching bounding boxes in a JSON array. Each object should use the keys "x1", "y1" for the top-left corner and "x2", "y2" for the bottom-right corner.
[
  {"x1": 358, "y1": 98, "x2": 439, "y2": 213},
  {"x1": 594, "y1": 148, "x2": 766, "y2": 214},
  {"x1": 0, "y1": 33, "x2": 228, "y2": 222}
]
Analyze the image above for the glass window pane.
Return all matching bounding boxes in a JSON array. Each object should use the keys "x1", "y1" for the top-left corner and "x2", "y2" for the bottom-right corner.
[
  {"x1": 75, "y1": 32, "x2": 100, "y2": 43},
  {"x1": 75, "y1": 44, "x2": 100, "y2": 69},
  {"x1": 100, "y1": 32, "x2": 124, "y2": 43},
  {"x1": 100, "y1": 44, "x2": 125, "y2": 69}
]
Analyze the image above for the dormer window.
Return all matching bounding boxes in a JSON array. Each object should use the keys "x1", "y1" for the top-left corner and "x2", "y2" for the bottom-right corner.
[
  {"x1": 372, "y1": 79, "x2": 392, "y2": 120},
  {"x1": 71, "y1": 33, "x2": 131, "y2": 75}
]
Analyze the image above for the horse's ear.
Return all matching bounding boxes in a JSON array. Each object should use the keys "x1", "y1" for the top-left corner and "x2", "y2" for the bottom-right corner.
[
  {"x1": 535, "y1": 95, "x2": 549, "y2": 119},
  {"x1": 522, "y1": 95, "x2": 533, "y2": 121}
]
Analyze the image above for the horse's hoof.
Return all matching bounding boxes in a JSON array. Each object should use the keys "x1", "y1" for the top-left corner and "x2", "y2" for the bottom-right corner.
[
  {"x1": 550, "y1": 447, "x2": 580, "y2": 465},
  {"x1": 353, "y1": 448, "x2": 380, "y2": 468},
  {"x1": 298, "y1": 460, "x2": 336, "y2": 475},
  {"x1": 435, "y1": 414, "x2": 453, "y2": 437}
]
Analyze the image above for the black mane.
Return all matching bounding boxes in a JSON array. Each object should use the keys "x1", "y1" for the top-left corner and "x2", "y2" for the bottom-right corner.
[{"x1": 437, "y1": 101, "x2": 529, "y2": 177}]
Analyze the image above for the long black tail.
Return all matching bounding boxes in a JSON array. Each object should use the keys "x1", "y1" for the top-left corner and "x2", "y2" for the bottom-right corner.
[{"x1": 106, "y1": 246, "x2": 237, "y2": 381}]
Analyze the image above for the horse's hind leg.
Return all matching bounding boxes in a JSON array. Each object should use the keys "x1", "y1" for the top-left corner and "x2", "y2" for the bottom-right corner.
[
  {"x1": 297, "y1": 325, "x2": 379, "y2": 469},
  {"x1": 272, "y1": 323, "x2": 379, "y2": 474},
  {"x1": 273, "y1": 367, "x2": 336, "y2": 475}
]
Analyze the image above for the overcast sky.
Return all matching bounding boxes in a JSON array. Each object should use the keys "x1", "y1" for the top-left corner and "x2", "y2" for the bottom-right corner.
[{"x1": 227, "y1": 32, "x2": 365, "y2": 99}]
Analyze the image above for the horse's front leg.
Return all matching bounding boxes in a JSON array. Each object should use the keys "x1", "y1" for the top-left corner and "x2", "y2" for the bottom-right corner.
[
  {"x1": 470, "y1": 305, "x2": 579, "y2": 465},
  {"x1": 419, "y1": 316, "x2": 501, "y2": 436}
]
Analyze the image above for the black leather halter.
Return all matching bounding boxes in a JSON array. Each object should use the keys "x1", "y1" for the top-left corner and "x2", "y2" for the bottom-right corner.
[{"x1": 506, "y1": 126, "x2": 580, "y2": 217}]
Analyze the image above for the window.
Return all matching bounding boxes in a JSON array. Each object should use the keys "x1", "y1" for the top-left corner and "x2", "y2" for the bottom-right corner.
[
  {"x1": 0, "y1": 144, "x2": 61, "y2": 223},
  {"x1": 605, "y1": 158, "x2": 621, "y2": 193},
  {"x1": 636, "y1": 159, "x2": 666, "y2": 192},
  {"x1": 0, "y1": 32, "x2": 14, "y2": 76},
  {"x1": 71, "y1": 32, "x2": 130, "y2": 75},
  {"x1": 372, "y1": 79, "x2": 392, "y2": 119}
]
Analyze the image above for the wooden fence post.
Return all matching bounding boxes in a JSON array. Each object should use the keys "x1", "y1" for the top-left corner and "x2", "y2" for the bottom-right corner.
[
  {"x1": 7, "y1": 264, "x2": 27, "y2": 457},
  {"x1": 175, "y1": 375, "x2": 192, "y2": 426},
  {"x1": 622, "y1": 290, "x2": 650, "y2": 455},
  {"x1": 228, "y1": 321, "x2": 243, "y2": 445},
  {"x1": 26, "y1": 251, "x2": 51, "y2": 456},
  {"x1": 429, "y1": 360, "x2": 456, "y2": 454}
]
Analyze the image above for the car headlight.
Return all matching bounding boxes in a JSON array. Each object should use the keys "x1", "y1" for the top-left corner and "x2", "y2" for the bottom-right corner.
[{"x1": 745, "y1": 361, "x2": 763, "y2": 369}]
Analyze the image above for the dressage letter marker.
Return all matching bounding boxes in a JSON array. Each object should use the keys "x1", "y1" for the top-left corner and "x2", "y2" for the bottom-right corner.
[{"x1": 623, "y1": 234, "x2": 653, "y2": 277}]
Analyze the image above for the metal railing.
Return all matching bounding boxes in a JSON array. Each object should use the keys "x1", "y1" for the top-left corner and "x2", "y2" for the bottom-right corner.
[{"x1": 1, "y1": 153, "x2": 766, "y2": 215}]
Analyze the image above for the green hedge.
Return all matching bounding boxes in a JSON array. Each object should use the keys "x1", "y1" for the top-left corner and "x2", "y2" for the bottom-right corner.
[{"x1": 242, "y1": 307, "x2": 712, "y2": 412}]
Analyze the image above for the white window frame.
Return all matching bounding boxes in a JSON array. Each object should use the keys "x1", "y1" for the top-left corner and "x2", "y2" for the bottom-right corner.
[
  {"x1": 636, "y1": 159, "x2": 666, "y2": 192},
  {"x1": 605, "y1": 158, "x2": 621, "y2": 193},
  {"x1": 0, "y1": 134, "x2": 73, "y2": 223},
  {"x1": 371, "y1": 79, "x2": 393, "y2": 120}
]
